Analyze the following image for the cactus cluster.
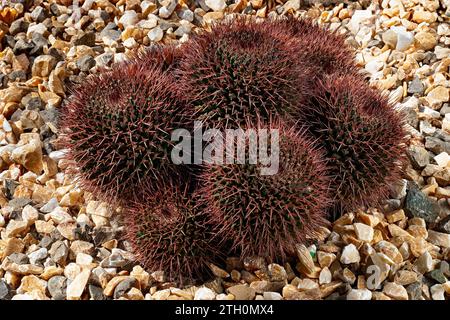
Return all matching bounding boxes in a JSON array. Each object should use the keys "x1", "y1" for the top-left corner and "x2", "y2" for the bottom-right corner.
[{"x1": 59, "y1": 16, "x2": 406, "y2": 284}]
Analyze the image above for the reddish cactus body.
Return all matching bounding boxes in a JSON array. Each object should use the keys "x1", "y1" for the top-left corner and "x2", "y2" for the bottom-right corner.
[
  {"x1": 123, "y1": 185, "x2": 222, "y2": 285},
  {"x1": 201, "y1": 122, "x2": 330, "y2": 260},
  {"x1": 297, "y1": 75, "x2": 406, "y2": 215},
  {"x1": 178, "y1": 16, "x2": 313, "y2": 129},
  {"x1": 59, "y1": 59, "x2": 190, "y2": 205}
]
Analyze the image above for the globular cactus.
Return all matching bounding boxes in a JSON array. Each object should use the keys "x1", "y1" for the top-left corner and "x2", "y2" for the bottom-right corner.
[
  {"x1": 122, "y1": 185, "x2": 222, "y2": 285},
  {"x1": 59, "y1": 58, "x2": 190, "y2": 205},
  {"x1": 200, "y1": 122, "x2": 330, "y2": 260},
  {"x1": 269, "y1": 15, "x2": 358, "y2": 79},
  {"x1": 297, "y1": 75, "x2": 406, "y2": 216},
  {"x1": 178, "y1": 16, "x2": 313, "y2": 129}
]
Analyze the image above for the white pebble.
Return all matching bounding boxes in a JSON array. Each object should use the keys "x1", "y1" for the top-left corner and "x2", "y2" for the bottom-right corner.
[
  {"x1": 340, "y1": 244, "x2": 361, "y2": 264},
  {"x1": 435, "y1": 152, "x2": 450, "y2": 168},
  {"x1": 347, "y1": 289, "x2": 372, "y2": 300},
  {"x1": 194, "y1": 287, "x2": 216, "y2": 300}
]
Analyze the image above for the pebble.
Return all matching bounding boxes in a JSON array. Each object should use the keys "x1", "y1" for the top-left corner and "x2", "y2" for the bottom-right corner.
[
  {"x1": 263, "y1": 292, "x2": 282, "y2": 300},
  {"x1": 113, "y1": 277, "x2": 137, "y2": 299},
  {"x1": 118, "y1": 11, "x2": 139, "y2": 28},
  {"x1": 205, "y1": 0, "x2": 226, "y2": 11},
  {"x1": 354, "y1": 223, "x2": 374, "y2": 242},
  {"x1": 404, "y1": 184, "x2": 439, "y2": 223},
  {"x1": 0, "y1": 280, "x2": 10, "y2": 300},
  {"x1": 148, "y1": 27, "x2": 163, "y2": 42},
  {"x1": 382, "y1": 282, "x2": 409, "y2": 300},
  {"x1": 347, "y1": 288, "x2": 372, "y2": 300},
  {"x1": 415, "y1": 251, "x2": 433, "y2": 274},
  {"x1": 427, "y1": 230, "x2": 450, "y2": 248},
  {"x1": 430, "y1": 284, "x2": 446, "y2": 300},
  {"x1": 66, "y1": 269, "x2": 91, "y2": 300},
  {"x1": 340, "y1": 244, "x2": 361, "y2": 264},
  {"x1": 227, "y1": 285, "x2": 256, "y2": 300},
  {"x1": 319, "y1": 267, "x2": 332, "y2": 285},
  {"x1": 194, "y1": 287, "x2": 216, "y2": 300},
  {"x1": 47, "y1": 276, "x2": 67, "y2": 300}
]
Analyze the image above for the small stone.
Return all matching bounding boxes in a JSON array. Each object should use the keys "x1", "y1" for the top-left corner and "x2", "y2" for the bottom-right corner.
[
  {"x1": 436, "y1": 216, "x2": 450, "y2": 233},
  {"x1": 31, "y1": 55, "x2": 56, "y2": 78},
  {"x1": 394, "y1": 270, "x2": 418, "y2": 286},
  {"x1": 227, "y1": 284, "x2": 256, "y2": 300},
  {"x1": 408, "y1": 77, "x2": 425, "y2": 95},
  {"x1": 435, "y1": 152, "x2": 450, "y2": 168},
  {"x1": 354, "y1": 223, "x2": 374, "y2": 242},
  {"x1": 412, "y1": 10, "x2": 437, "y2": 23},
  {"x1": 347, "y1": 288, "x2": 372, "y2": 300},
  {"x1": 126, "y1": 287, "x2": 144, "y2": 300},
  {"x1": 22, "y1": 205, "x2": 39, "y2": 226},
  {"x1": 383, "y1": 282, "x2": 408, "y2": 300},
  {"x1": 391, "y1": 26, "x2": 414, "y2": 51},
  {"x1": 430, "y1": 284, "x2": 445, "y2": 300},
  {"x1": 415, "y1": 31, "x2": 437, "y2": 51},
  {"x1": 194, "y1": 287, "x2": 216, "y2": 300},
  {"x1": 114, "y1": 277, "x2": 137, "y2": 299},
  {"x1": 319, "y1": 267, "x2": 332, "y2": 285},
  {"x1": 406, "y1": 282, "x2": 422, "y2": 300},
  {"x1": 35, "y1": 220, "x2": 55, "y2": 234},
  {"x1": 67, "y1": 269, "x2": 91, "y2": 300},
  {"x1": 118, "y1": 11, "x2": 139, "y2": 28},
  {"x1": 263, "y1": 292, "x2": 282, "y2": 300},
  {"x1": 17, "y1": 275, "x2": 46, "y2": 295},
  {"x1": 340, "y1": 244, "x2": 360, "y2": 264},
  {"x1": 427, "y1": 230, "x2": 450, "y2": 248},
  {"x1": 205, "y1": 0, "x2": 226, "y2": 11},
  {"x1": 264, "y1": 264, "x2": 284, "y2": 283},
  {"x1": 408, "y1": 145, "x2": 430, "y2": 169},
  {"x1": 317, "y1": 251, "x2": 336, "y2": 268},
  {"x1": 70, "y1": 241, "x2": 94, "y2": 257},
  {"x1": 159, "y1": 0, "x2": 177, "y2": 18},
  {"x1": 426, "y1": 269, "x2": 448, "y2": 284},
  {"x1": 148, "y1": 27, "x2": 163, "y2": 42},
  {"x1": 414, "y1": 251, "x2": 433, "y2": 274},
  {"x1": 297, "y1": 278, "x2": 319, "y2": 291},
  {"x1": 76, "y1": 55, "x2": 96, "y2": 72},
  {"x1": 404, "y1": 184, "x2": 439, "y2": 224},
  {"x1": 49, "y1": 241, "x2": 69, "y2": 266},
  {"x1": 202, "y1": 11, "x2": 224, "y2": 24},
  {"x1": 103, "y1": 276, "x2": 131, "y2": 296},
  {"x1": 9, "y1": 18, "x2": 29, "y2": 36},
  {"x1": 0, "y1": 280, "x2": 10, "y2": 300},
  {"x1": 427, "y1": 86, "x2": 449, "y2": 107},
  {"x1": 48, "y1": 276, "x2": 67, "y2": 300},
  {"x1": 295, "y1": 244, "x2": 316, "y2": 276},
  {"x1": 28, "y1": 248, "x2": 47, "y2": 265},
  {"x1": 5, "y1": 220, "x2": 28, "y2": 238},
  {"x1": 74, "y1": 32, "x2": 96, "y2": 46},
  {"x1": 89, "y1": 285, "x2": 105, "y2": 300},
  {"x1": 382, "y1": 29, "x2": 397, "y2": 48}
]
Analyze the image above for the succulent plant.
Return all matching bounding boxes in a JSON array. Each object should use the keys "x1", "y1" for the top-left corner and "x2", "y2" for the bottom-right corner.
[
  {"x1": 297, "y1": 74, "x2": 406, "y2": 215},
  {"x1": 59, "y1": 59, "x2": 190, "y2": 205},
  {"x1": 269, "y1": 15, "x2": 358, "y2": 79},
  {"x1": 200, "y1": 121, "x2": 330, "y2": 260},
  {"x1": 178, "y1": 16, "x2": 313, "y2": 129},
  {"x1": 129, "y1": 44, "x2": 182, "y2": 72},
  {"x1": 122, "y1": 185, "x2": 222, "y2": 285}
]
